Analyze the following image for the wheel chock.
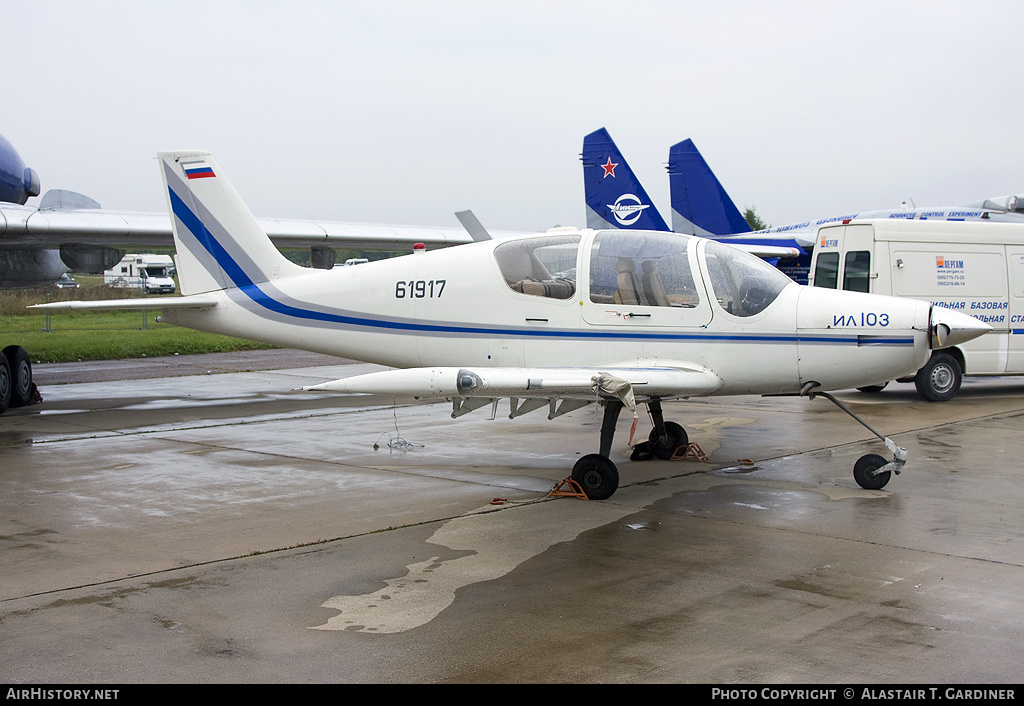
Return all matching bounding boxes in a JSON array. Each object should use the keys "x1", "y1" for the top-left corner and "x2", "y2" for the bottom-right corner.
[
  {"x1": 549, "y1": 478, "x2": 589, "y2": 500},
  {"x1": 670, "y1": 443, "x2": 710, "y2": 462}
]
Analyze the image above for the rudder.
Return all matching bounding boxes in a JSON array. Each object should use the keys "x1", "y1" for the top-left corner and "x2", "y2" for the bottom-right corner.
[
  {"x1": 581, "y1": 128, "x2": 669, "y2": 232},
  {"x1": 667, "y1": 139, "x2": 749, "y2": 236},
  {"x1": 159, "y1": 151, "x2": 304, "y2": 295}
]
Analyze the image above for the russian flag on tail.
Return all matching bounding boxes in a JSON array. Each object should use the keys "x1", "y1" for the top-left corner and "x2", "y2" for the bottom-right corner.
[{"x1": 182, "y1": 160, "x2": 216, "y2": 179}]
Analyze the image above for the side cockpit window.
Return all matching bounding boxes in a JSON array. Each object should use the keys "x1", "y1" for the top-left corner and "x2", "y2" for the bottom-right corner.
[
  {"x1": 494, "y1": 235, "x2": 580, "y2": 300},
  {"x1": 589, "y1": 231, "x2": 699, "y2": 307}
]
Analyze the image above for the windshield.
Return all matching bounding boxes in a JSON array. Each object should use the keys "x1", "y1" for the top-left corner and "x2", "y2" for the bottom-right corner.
[{"x1": 702, "y1": 240, "x2": 793, "y2": 317}]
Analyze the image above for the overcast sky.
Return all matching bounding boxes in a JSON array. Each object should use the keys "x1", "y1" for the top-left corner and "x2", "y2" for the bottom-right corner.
[{"x1": 5, "y1": 1, "x2": 1023, "y2": 233}]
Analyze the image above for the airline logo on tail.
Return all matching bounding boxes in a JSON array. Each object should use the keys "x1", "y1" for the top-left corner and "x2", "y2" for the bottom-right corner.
[
  {"x1": 582, "y1": 128, "x2": 669, "y2": 232},
  {"x1": 182, "y1": 160, "x2": 216, "y2": 179},
  {"x1": 607, "y1": 194, "x2": 652, "y2": 226}
]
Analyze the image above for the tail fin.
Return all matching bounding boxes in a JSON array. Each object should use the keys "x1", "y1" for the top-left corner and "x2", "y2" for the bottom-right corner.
[
  {"x1": 581, "y1": 128, "x2": 669, "y2": 232},
  {"x1": 159, "y1": 151, "x2": 304, "y2": 295},
  {"x1": 667, "y1": 139, "x2": 750, "y2": 236}
]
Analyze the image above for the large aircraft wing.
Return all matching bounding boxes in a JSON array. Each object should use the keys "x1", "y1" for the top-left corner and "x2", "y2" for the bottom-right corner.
[{"x1": 0, "y1": 202, "x2": 496, "y2": 250}]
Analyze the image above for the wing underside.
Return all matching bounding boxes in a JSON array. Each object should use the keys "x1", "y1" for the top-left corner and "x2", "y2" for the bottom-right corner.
[{"x1": 304, "y1": 365, "x2": 722, "y2": 418}]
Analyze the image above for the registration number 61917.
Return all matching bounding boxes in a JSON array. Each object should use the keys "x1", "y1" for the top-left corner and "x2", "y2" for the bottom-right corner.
[{"x1": 395, "y1": 280, "x2": 446, "y2": 298}]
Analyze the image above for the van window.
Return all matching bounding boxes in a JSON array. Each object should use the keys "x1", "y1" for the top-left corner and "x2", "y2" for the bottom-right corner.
[
  {"x1": 494, "y1": 235, "x2": 580, "y2": 299},
  {"x1": 843, "y1": 251, "x2": 871, "y2": 293},
  {"x1": 813, "y1": 252, "x2": 839, "y2": 289}
]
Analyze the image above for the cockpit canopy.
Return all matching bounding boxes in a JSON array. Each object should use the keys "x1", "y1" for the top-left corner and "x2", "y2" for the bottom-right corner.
[{"x1": 493, "y1": 230, "x2": 794, "y2": 317}]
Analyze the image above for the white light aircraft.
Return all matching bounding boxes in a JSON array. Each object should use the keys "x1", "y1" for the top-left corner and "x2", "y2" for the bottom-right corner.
[{"x1": 35, "y1": 151, "x2": 990, "y2": 499}]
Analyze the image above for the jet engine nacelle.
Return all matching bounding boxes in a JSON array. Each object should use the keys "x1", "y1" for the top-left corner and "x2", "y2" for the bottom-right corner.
[
  {"x1": 0, "y1": 248, "x2": 68, "y2": 288},
  {"x1": 0, "y1": 134, "x2": 40, "y2": 206}
]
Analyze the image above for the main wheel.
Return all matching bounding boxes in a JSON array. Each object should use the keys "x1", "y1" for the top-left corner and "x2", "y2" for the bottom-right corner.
[
  {"x1": 914, "y1": 352, "x2": 961, "y2": 402},
  {"x1": 648, "y1": 421, "x2": 688, "y2": 460},
  {"x1": 0, "y1": 354, "x2": 10, "y2": 415},
  {"x1": 571, "y1": 454, "x2": 620, "y2": 500},
  {"x1": 3, "y1": 346, "x2": 33, "y2": 408},
  {"x1": 853, "y1": 453, "x2": 891, "y2": 490},
  {"x1": 857, "y1": 382, "x2": 888, "y2": 393}
]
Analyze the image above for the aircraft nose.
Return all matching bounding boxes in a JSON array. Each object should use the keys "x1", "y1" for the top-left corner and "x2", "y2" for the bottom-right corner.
[{"x1": 930, "y1": 307, "x2": 991, "y2": 349}]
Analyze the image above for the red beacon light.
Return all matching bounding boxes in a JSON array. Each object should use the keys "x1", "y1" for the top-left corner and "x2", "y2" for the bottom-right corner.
[{"x1": 413, "y1": 242, "x2": 426, "y2": 254}]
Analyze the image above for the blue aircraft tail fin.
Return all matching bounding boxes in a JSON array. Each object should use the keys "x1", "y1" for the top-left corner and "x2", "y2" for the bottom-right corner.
[
  {"x1": 667, "y1": 139, "x2": 750, "y2": 236},
  {"x1": 581, "y1": 128, "x2": 669, "y2": 231}
]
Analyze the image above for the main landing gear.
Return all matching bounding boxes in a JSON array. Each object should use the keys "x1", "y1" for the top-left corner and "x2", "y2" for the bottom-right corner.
[
  {"x1": 803, "y1": 386, "x2": 907, "y2": 490},
  {"x1": 570, "y1": 399, "x2": 686, "y2": 500}
]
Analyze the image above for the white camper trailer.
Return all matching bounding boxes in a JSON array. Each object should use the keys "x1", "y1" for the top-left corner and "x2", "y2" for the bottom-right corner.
[
  {"x1": 104, "y1": 254, "x2": 176, "y2": 295},
  {"x1": 808, "y1": 219, "x2": 1024, "y2": 400}
]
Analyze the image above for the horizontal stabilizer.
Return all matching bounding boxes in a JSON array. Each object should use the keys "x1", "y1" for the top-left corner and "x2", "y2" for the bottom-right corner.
[
  {"x1": 30, "y1": 295, "x2": 219, "y2": 311},
  {"x1": 728, "y1": 243, "x2": 803, "y2": 259}
]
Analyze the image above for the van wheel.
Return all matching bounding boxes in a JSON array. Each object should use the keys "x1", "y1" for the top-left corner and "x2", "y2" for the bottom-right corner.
[
  {"x1": 2, "y1": 346, "x2": 33, "y2": 407},
  {"x1": 914, "y1": 352, "x2": 961, "y2": 402},
  {"x1": 857, "y1": 383, "x2": 888, "y2": 393}
]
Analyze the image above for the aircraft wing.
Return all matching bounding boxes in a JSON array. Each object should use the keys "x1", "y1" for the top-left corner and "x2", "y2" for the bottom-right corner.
[
  {"x1": 303, "y1": 365, "x2": 723, "y2": 403},
  {"x1": 1, "y1": 203, "x2": 504, "y2": 250}
]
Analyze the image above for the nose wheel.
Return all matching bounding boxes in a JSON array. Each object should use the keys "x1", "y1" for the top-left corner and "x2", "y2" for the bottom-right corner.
[{"x1": 853, "y1": 453, "x2": 892, "y2": 490}]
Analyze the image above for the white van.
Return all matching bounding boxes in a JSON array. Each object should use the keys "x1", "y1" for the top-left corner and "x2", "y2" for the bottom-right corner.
[
  {"x1": 808, "y1": 219, "x2": 1024, "y2": 401},
  {"x1": 104, "y1": 254, "x2": 176, "y2": 294}
]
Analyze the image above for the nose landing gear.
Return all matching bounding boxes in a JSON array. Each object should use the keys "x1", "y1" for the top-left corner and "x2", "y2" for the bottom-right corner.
[{"x1": 804, "y1": 387, "x2": 907, "y2": 490}]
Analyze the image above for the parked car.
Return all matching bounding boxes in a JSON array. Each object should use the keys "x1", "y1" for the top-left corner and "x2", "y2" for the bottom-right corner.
[{"x1": 53, "y1": 273, "x2": 80, "y2": 289}]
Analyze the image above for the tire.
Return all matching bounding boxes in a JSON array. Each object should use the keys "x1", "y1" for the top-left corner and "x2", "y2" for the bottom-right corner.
[
  {"x1": 856, "y1": 383, "x2": 888, "y2": 393},
  {"x1": 571, "y1": 454, "x2": 619, "y2": 500},
  {"x1": 648, "y1": 421, "x2": 688, "y2": 460},
  {"x1": 914, "y1": 352, "x2": 962, "y2": 402},
  {"x1": 853, "y1": 453, "x2": 891, "y2": 490},
  {"x1": 0, "y1": 354, "x2": 10, "y2": 415},
  {"x1": 3, "y1": 346, "x2": 33, "y2": 408}
]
